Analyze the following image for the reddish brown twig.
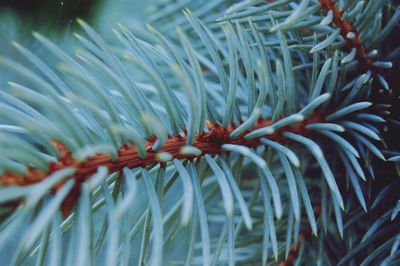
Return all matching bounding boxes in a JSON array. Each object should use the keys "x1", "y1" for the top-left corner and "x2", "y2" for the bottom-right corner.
[
  {"x1": 279, "y1": 207, "x2": 322, "y2": 266},
  {"x1": 279, "y1": 233, "x2": 307, "y2": 266},
  {"x1": 319, "y1": 0, "x2": 376, "y2": 72},
  {"x1": 1, "y1": 113, "x2": 324, "y2": 216}
]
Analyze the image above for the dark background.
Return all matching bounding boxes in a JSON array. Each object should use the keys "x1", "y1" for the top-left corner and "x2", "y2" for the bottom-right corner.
[{"x1": 0, "y1": 0, "x2": 99, "y2": 28}]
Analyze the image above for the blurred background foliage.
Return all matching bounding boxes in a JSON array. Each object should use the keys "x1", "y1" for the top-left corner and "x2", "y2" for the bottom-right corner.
[
  {"x1": 0, "y1": 0, "x2": 149, "y2": 87},
  {"x1": 0, "y1": 0, "x2": 99, "y2": 29},
  {"x1": 0, "y1": 0, "x2": 148, "y2": 35}
]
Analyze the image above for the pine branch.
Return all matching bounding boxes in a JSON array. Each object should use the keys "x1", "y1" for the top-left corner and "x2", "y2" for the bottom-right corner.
[
  {"x1": 319, "y1": 0, "x2": 375, "y2": 73},
  {"x1": 0, "y1": 1, "x2": 398, "y2": 264},
  {"x1": 222, "y1": 0, "x2": 398, "y2": 90},
  {"x1": 1, "y1": 113, "x2": 323, "y2": 216}
]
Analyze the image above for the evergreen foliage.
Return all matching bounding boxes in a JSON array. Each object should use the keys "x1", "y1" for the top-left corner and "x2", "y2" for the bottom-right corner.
[{"x1": 0, "y1": 0, "x2": 399, "y2": 265}]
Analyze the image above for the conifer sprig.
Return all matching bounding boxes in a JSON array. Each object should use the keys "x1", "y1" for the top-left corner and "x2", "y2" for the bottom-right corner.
[
  {"x1": 0, "y1": 1, "x2": 398, "y2": 265},
  {"x1": 319, "y1": 0, "x2": 375, "y2": 72},
  {"x1": 1, "y1": 112, "x2": 324, "y2": 215}
]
